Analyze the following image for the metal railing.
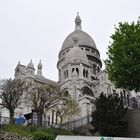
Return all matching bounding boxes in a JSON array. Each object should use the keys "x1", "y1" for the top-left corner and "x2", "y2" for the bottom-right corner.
[{"x1": 60, "y1": 115, "x2": 92, "y2": 130}]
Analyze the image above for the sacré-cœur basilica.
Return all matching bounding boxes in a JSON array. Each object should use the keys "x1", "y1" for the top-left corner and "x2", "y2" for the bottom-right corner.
[{"x1": 13, "y1": 13, "x2": 139, "y2": 128}]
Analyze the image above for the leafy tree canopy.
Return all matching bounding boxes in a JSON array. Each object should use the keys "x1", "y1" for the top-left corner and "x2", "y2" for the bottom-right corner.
[
  {"x1": 57, "y1": 96, "x2": 81, "y2": 125},
  {"x1": 105, "y1": 20, "x2": 140, "y2": 92},
  {"x1": 92, "y1": 93, "x2": 127, "y2": 137}
]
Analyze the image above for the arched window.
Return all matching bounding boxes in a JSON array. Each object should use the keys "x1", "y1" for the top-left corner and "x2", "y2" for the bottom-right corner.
[
  {"x1": 93, "y1": 64, "x2": 96, "y2": 75},
  {"x1": 97, "y1": 67, "x2": 100, "y2": 73},
  {"x1": 76, "y1": 68, "x2": 79, "y2": 75},
  {"x1": 123, "y1": 90, "x2": 127, "y2": 106},
  {"x1": 66, "y1": 70, "x2": 68, "y2": 78},
  {"x1": 64, "y1": 71, "x2": 66, "y2": 79},
  {"x1": 72, "y1": 68, "x2": 74, "y2": 72},
  {"x1": 81, "y1": 87, "x2": 94, "y2": 97},
  {"x1": 127, "y1": 95, "x2": 130, "y2": 106},
  {"x1": 120, "y1": 92, "x2": 123, "y2": 97},
  {"x1": 62, "y1": 90, "x2": 70, "y2": 103},
  {"x1": 83, "y1": 69, "x2": 86, "y2": 77},
  {"x1": 47, "y1": 115, "x2": 50, "y2": 126},
  {"x1": 123, "y1": 90, "x2": 126, "y2": 97},
  {"x1": 86, "y1": 70, "x2": 88, "y2": 78},
  {"x1": 64, "y1": 90, "x2": 69, "y2": 97},
  {"x1": 59, "y1": 70, "x2": 61, "y2": 79}
]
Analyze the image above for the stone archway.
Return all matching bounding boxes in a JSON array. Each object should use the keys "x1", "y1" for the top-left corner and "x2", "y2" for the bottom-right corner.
[{"x1": 81, "y1": 86, "x2": 94, "y2": 97}]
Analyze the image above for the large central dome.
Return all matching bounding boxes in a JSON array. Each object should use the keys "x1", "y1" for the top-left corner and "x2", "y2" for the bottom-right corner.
[
  {"x1": 61, "y1": 30, "x2": 97, "y2": 50},
  {"x1": 57, "y1": 13, "x2": 102, "y2": 72},
  {"x1": 61, "y1": 13, "x2": 97, "y2": 51}
]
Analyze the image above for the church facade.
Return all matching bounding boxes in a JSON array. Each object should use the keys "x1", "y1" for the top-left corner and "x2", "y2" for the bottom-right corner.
[{"x1": 12, "y1": 14, "x2": 138, "y2": 127}]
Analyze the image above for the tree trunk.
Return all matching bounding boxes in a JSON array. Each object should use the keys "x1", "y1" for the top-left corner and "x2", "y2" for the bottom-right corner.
[
  {"x1": 9, "y1": 110, "x2": 14, "y2": 124},
  {"x1": 37, "y1": 110, "x2": 43, "y2": 127},
  {"x1": 60, "y1": 116, "x2": 63, "y2": 126}
]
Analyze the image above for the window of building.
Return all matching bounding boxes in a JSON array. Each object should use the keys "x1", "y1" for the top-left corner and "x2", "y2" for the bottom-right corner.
[
  {"x1": 93, "y1": 64, "x2": 96, "y2": 75},
  {"x1": 123, "y1": 90, "x2": 127, "y2": 106},
  {"x1": 91, "y1": 76, "x2": 96, "y2": 81},
  {"x1": 96, "y1": 52, "x2": 99, "y2": 56},
  {"x1": 47, "y1": 115, "x2": 50, "y2": 126},
  {"x1": 83, "y1": 69, "x2": 86, "y2": 77},
  {"x1": 97, "y1": 67, "x2": 100, "y2": 73},
  {"x1": 82, "y1": 87, "x2": 94, "y2": 97},
  {"x1": 64, "y1": 71, "x2": 66, "y2": 79},
  {"x1": 62, "y1": 52, "x2": 65, "y2": 55},
  {"x1": 86, "y1": 70, "x2": 88, "y2": 78},
  {"x1": 91, "y1": 49, "x2": 95, "y2": 53},
  {"x1": 127, "y1": 95, "x2": 130, "y2": 106},
  {"x1": 16, "y1": 68, "x2": 19, "y2": 73},
  {"x1": 52, "y1": 110, "x2": 54, "y2": 125},
  {"x1": 63, "y1": 91, "x2": 69, "y2": 97},
  {"x1": 64, "y1": 70, "x2": 68, "y2": 79},
  {"x1": 76, "y1": 68, "x2": 79, "y2": 75},
  {"x1": 113, "y1": 89, "x2": 116, "y2": 94},
  {"x1": 56, "y1": 112, "x2": 58, "y2": 125},
  {"x1": 120, "y1": 92, "x2": 123, "y2": 97},
  {"x1": 59, "y1": 70, "x2": 61, "y2": 79},
  {"x1": 79, "y1": 94, "x2": 82, "y2": 97},
  {"x1": 66, "y1": 49, "x2": 70, "y2": 53},
  {"x1": 85, "y1": 48, "x2": 90, "y2": 51},
  {"x1": 72, "y1": 68, "x2": 74, "y2": 72},
  {"x1": 66, "y1": 70, "x2": 68, "y2": 78}
]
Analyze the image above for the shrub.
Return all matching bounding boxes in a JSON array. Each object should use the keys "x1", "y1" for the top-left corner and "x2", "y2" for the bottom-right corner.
[
  {"x1": 35, "y1": 127, "x2": 73, "y2": 139},
  {"x1": 32, "y1": 130, "x2": 54, "y2": 140},
  {"x1": 49, "y1": 128, "x2": 73, "y2": 136},
  {"x1": 1, "y1": 124, "x2": 32, "y2": 136},
  {"x1": 1, "y1": 125, "x2": 73, "y2": 139}
]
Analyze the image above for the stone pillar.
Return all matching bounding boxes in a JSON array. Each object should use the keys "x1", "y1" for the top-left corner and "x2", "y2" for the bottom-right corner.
[{"x1": 79, "y1": 64, "x2": 83, "y2": 79}]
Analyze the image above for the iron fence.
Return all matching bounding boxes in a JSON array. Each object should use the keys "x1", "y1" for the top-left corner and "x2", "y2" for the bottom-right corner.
[{"x1": 60, "y1": 115, "x2": 92, "y2": 130}]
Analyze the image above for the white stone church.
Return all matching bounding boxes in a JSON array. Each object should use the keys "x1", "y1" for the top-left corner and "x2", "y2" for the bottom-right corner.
[{"x1": 0, "y1": 14, "x2": 139, "y2": 127}]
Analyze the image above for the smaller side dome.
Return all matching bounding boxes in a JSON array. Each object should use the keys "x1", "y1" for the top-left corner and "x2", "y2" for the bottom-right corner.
[
  {"x1": 64, "y1": 34, "x2": 89, "y2": 66},
  {"x1": 27, "y1": 60, "x2": 35, "y2": 69},
  {"x1": 65, "y1": 47, "x2": 89, "y2": 65},
  {"x1": 38, "y1": 60, "x2": 42, "y2": 70}
]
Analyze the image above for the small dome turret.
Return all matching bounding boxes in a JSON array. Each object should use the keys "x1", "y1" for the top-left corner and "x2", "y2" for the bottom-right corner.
[
  {"x1": 37, "y1": 60, "x2": 43, "y2": 76},
  {"x1": 26, "y1": 60, "x2": 35, "y2": 75},
  {"x1": 27, "y1": 60, "x2": 35, "y2": 69},
  {"x1": 38, "y1": 60, "x2": 42, "y2": 70}
]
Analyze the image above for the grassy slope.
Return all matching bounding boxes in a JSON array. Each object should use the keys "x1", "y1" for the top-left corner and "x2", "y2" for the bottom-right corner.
[{"x1": 0, "y1": 125, "x2": 73, "y2": 138}]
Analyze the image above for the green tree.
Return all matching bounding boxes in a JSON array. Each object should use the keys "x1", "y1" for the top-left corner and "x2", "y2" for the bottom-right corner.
[
  {"x1": 92, "y1": 93, "x2": 127, "y2": 137},
  {"x1": 57, "y1": 97, "x2": 81, "y2": 125},
  {"x1": 0, "y1": 79, "x2": 25, "y2": 124},
  {"x1": 29, "y1": 83, "x2": 61, "y2": 127},
  {"x1": 105, "y1": 20, "x2": 140, "y2": 92}
]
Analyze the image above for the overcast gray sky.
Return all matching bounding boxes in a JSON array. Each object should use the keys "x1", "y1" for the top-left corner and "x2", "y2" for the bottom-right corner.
[{"x1": 0, "y1": 0, "x2": 139, "y2": 81}]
